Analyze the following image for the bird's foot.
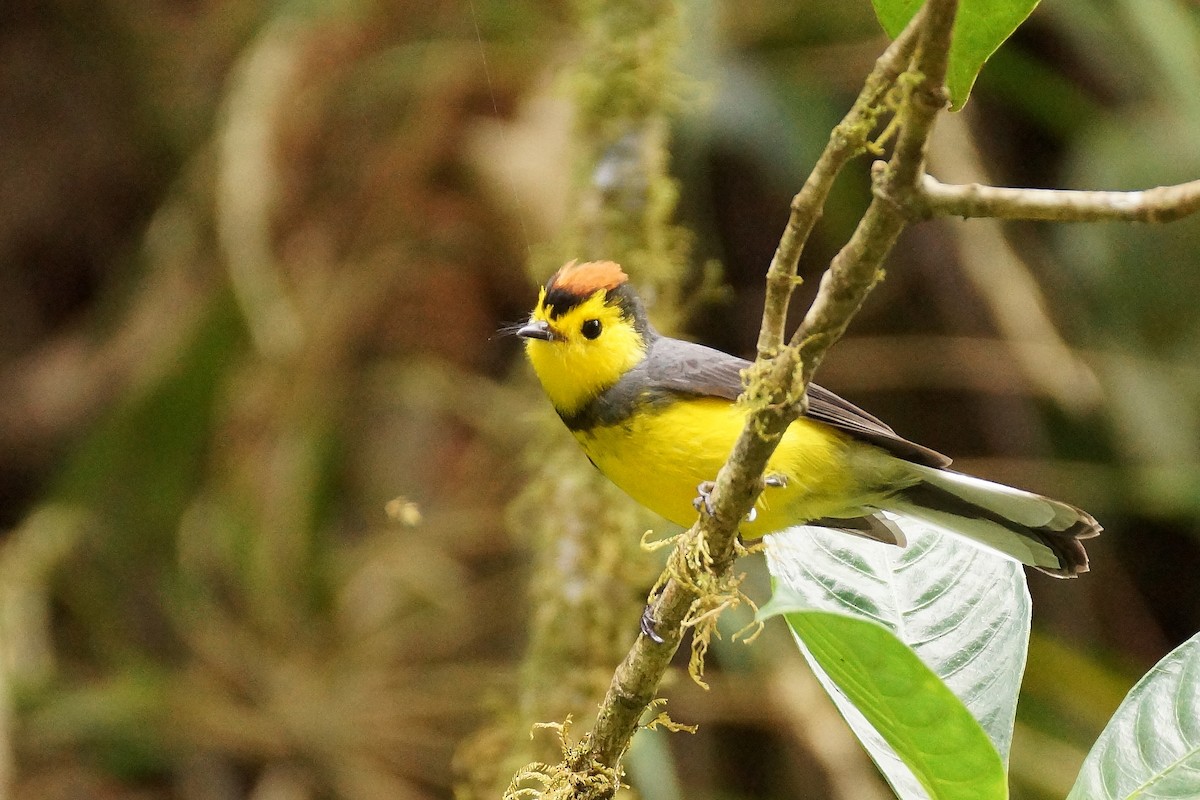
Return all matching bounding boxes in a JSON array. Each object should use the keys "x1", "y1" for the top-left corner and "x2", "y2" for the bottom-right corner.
[
  {"x1": 764, "y1": 473, "x2": 788, "y2": 489},
  {"x1": 692, "y1": 480, "x2": 767, "y2": 523},
  {"x1": 692, "y1": 480, "x2": 717, "y2": 517},
  {"x1": 640, "y1": 602, "x2": 665, "y2": 644}
]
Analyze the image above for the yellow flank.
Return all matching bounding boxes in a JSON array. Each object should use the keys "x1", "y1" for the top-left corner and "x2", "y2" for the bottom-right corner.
[{"x1": 575, "y1": 396, "x2": 860, "y2": 537}]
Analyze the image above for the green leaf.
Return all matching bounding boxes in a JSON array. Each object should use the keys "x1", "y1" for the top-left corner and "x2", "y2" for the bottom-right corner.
[
  {"x1": 871, "y1": 0, "x2": 1041, "y2": 110},
  {"x1": 766, "y1": 610, "x2": 1007, "y2": 800},
  {"x1": 1067, "y1": 631, "x2": 1200, "y2": 800},
  {"x1": 762, "y1": 522, "x2": 1030, "y2": 798}
]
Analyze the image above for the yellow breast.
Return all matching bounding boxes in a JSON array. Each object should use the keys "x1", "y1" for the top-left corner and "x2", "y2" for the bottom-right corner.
[{"x1": 574, "y1": 396, "x2": 861, "y2": 536}]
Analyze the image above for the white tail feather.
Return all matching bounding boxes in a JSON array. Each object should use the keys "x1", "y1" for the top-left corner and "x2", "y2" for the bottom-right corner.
[
  {"x1": 879, "y1": 502, "x2": 1060, "y2": 570},
  {"x1": 879, "y1": 463, "x2": 1098, "y2": 576},
  {"x1": 908, "y1": 464, "x2": 1082, "y2": 530}
]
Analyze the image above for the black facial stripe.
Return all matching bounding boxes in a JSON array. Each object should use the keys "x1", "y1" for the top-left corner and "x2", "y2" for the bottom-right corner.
[{"x1": 542, "y1": 287, "x2": 588, "y2": 319}]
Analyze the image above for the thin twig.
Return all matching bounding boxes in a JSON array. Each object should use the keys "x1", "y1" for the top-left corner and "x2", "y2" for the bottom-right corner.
[
  {"x1": 917, "y1": 174, "x2": 1200, "y2": 223},
  {"x1": 756, "y1": 14, "x2": 925, "y2": 359},
  {"x1": 792, "y1": 0, "x2": 957, "y2": 391}
]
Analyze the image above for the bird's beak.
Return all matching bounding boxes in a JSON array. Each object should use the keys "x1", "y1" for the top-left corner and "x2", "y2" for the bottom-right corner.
[{"x1": 517, "y1": 319, "x2": 554, "y2": 341}]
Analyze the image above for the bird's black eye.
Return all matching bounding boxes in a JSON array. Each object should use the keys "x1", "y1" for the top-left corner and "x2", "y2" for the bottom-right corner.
[{"x1": 581, "y1": 319, "x2": 602, "y2": 339}]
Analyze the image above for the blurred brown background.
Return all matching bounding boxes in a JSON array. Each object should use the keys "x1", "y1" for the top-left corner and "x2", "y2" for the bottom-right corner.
[{"x1": 0, "y1": 0, "x2": 1198, "y2": 798}]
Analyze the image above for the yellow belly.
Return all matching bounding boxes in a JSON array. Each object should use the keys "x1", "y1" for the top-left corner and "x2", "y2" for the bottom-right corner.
[{"x1": 573, "y1": 397, "x2": 873, "y2": 536}]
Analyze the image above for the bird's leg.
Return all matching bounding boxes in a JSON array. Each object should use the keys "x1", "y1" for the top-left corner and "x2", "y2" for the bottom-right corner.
[
  {"x1": 750, "y1": 474, "x2": 790, "y2": 522},
  {"x1": 741, "y1": 474, "x2": 788, "y2": 524}
]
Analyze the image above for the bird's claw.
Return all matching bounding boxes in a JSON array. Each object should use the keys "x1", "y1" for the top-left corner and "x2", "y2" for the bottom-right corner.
[
  {"x1": 692, "y1": 480, "x2": 717, "y2": 517},
  {"x1": 764, "y1": 473, "x2": 788, "y2": 489},
  {"x1": 640, "y1": 602, "x2": 665, "y2": 644},
  {"x1": 693, "y1": 480, "x2": 761, "y2": 523}
]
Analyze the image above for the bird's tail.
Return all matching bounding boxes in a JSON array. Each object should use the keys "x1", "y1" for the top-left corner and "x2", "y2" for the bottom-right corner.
[{"x1": 881, "y1": 464, "x2": 1101, "y2": 577}]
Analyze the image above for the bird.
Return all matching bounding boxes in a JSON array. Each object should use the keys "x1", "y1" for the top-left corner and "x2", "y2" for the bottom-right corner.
[{"x1": 516, "y1": 260, "x2": 1100, "y2": 576}]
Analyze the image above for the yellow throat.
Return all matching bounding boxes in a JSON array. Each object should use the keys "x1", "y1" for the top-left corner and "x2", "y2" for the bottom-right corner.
[{"x1": 523, "y1": 286, "x2": 647, "y2": 416}]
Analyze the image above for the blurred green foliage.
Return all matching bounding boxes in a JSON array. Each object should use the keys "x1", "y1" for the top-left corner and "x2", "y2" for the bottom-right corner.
[{"x1": 0, "y1": 0, "x2": 1196, "y2": 799}]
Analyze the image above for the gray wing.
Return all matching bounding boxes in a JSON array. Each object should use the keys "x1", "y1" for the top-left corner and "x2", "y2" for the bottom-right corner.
[{"x1": 644, "y1": 337, "x2": 951, "y2": 468}]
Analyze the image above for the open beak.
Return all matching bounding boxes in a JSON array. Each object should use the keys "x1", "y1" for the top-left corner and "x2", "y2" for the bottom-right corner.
[{"x1": 517, "y1": 319, "x2": 554, "y2": 341}]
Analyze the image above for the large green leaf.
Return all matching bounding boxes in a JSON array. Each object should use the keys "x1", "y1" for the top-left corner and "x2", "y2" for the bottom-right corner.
[
  {"x1": 871, "y1": 0, "x2": 1041, "y2": 110},
  {"x1": 765, "y1": 609, "x2": 1006, "y2": 800},
  {"x1": 762, "y1": 521, "x2": 1031, "y2": 798},
  {"x1": 1067, "y1": 631, "x2": 1200, "y2": 800}
]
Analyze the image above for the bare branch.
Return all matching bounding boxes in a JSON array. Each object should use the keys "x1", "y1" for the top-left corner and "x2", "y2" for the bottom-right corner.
[{"x1": 917, "y1": 174, "x2": 1200, "y2": 223}]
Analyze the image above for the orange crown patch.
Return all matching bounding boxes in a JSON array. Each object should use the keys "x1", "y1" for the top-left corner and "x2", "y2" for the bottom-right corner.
[{"x1": 546, "y1": 260, "x2": 629, "y2": 297}]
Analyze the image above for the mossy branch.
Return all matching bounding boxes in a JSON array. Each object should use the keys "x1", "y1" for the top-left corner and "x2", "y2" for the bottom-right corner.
[
  {"x1": 513, "y1": 0, "x2": 1200, "y2": 794},
  {"x1": 564, "y1": 0, "x2": 963, "y2": 790}
]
